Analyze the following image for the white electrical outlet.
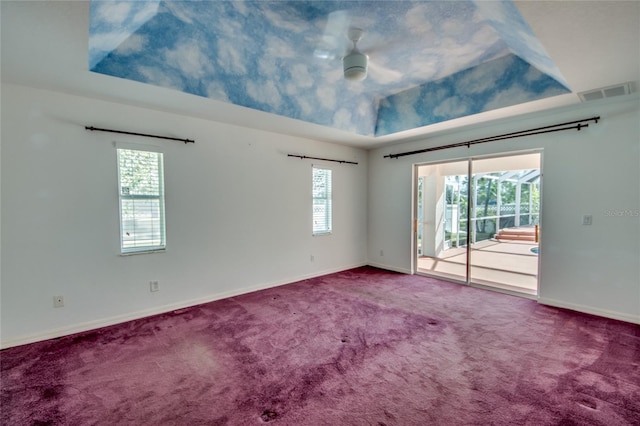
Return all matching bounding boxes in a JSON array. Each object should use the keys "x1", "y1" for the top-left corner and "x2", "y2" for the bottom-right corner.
[
  {"x1": 582, "y1": 215, "x2": 593, "y2": 226},
  {"x1": 310, "y1": 255, "x2": 314, "y2": 262},
  {"x1": 53, "y1": 296, "x2": 64, "y2": 308},
  {"x1": 150, "y1": 281, "x2": 159, "y2": 292},
  {"x1": 380, "y1": 249, "x2": 384, "y2": 257}
]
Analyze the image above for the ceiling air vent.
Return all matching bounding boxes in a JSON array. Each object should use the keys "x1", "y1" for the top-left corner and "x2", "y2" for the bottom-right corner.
[{"x1": 579, "y1": 82, "x2": 635, "y2": 102}]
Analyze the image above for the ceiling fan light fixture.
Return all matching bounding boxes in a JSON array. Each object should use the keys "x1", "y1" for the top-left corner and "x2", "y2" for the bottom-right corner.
[{"x1": 343, "y1": 51, "x2": 368, "y2": 81}]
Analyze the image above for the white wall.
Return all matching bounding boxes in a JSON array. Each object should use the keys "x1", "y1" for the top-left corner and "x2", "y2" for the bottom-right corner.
[
  {"x1": 2, "y1": 83, "x2": 637, "y2": 348},
  {"x1": 368, "y1": 96, "x2": 640, "y2": 323},
  {"x1": 0, "y1": 83, "x2": 368, "y2": 347}
]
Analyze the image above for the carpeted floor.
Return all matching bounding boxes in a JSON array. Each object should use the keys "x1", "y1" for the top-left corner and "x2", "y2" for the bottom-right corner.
[{"x1": 1, "y1": 266, "x2": 639, "y2": 425}]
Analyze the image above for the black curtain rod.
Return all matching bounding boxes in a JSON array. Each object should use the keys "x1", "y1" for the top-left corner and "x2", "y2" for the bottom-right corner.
[
  {"x1": 85, "y1": 126, "x2": 195, "y2": 144},
  {"x1": 287, "y1": 154, "x2": 358, "y2": 165},
  {"x1": 389, "y1": 124, "x2": 587, "y2": 158},
  {"x1": 384, "y1": 116, "x2": 600, "y2": 159}
]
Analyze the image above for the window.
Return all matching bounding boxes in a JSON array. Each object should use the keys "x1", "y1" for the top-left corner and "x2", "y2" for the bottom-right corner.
[
  {"x1": 312, "y1": 166, "x2": 332, "y2": 235},
  {"x1": 117, "y1": 148, "x2": 166, "y2": 254}
]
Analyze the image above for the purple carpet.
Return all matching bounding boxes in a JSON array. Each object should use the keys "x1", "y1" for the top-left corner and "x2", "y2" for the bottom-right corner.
[{"x1": 2, "y1": 267, "x2": 639, "y2": 425}]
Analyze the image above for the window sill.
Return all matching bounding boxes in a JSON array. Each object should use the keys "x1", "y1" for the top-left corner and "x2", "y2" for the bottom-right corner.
[
  {"x1": 120, "y1": 249, "x2": 166, "y2": 256},
  {"x1": 312, "y1": 232, "x2": 332, "y2": 237}
]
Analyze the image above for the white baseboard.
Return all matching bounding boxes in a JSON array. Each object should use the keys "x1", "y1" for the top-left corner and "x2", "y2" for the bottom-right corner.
[
  {"x1": 1, "y1": 262, "x2": 367, "y2": 350},
  {"x1": 7, "y1": 266, "x2": 633, "y2": 349},
  {"x1": 366, "y1": 261, "x2": 412, "y2": 275},
  {"x1": 538, "y1": 297, "x2": 640, "y2": 325}
]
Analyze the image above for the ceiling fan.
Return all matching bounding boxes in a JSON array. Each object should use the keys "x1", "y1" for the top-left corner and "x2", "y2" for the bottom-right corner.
[
  {"x1": 314, "y1": 11, "x2": 403, "y2": 84},
  {"x1": 343, "y1": 27, "x2": 368, "y2": 81}
]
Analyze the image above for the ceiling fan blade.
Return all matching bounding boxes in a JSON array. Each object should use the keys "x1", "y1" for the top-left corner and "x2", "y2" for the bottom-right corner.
[
  {"x1": 314, "y1": 10, "x2": 350, "y2": 60},
  {"x1": 365, "y1": 37, "x2": 411, "y2": 57},
  {"x1": 367, "y1": 61, "x2": 404, "y2": 85}
]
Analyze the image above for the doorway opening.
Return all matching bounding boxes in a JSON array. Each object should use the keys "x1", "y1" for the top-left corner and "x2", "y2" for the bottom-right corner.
[{"x1": 415, "y1": 152, "x2": 541, "y2": 296}]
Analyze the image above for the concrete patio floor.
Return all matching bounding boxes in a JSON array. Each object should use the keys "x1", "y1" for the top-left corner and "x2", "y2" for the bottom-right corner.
[{"x1": 417, "y1": 240, "x2": 539, "y2": 295}]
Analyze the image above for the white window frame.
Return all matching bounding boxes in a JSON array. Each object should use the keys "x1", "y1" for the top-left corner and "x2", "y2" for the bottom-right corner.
[
  {"x1": 312, "y1": 165, "x2": 332, "y2": 236},
  {"x1": 116, "y1": 146, "x2": 166, "y2": 255}
]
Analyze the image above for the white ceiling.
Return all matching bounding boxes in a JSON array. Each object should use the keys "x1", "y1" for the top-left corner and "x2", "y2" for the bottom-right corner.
[{"x1": 1, "y1": 1, "x2": 639, "y2": 149}]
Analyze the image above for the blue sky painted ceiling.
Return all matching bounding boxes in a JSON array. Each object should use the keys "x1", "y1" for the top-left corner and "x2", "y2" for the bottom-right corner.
[{"x1": 89, "y1": 1, "x2": 570, "y2": 137}]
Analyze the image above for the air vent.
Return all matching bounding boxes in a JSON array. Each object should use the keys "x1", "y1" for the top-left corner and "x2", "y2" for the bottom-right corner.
[
  {"x1": 581, "y1": 91, "x2": 604, "y2": 102},
  {"x1": 579, "y1": 82, "x2": 635, "y2": 102},
  {"x1": 603, "y1": 85, "x2": 627, "y2": 98}
]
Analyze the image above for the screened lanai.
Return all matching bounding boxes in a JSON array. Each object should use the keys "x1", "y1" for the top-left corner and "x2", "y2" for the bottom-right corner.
[{"x1": 441, "y1": 168, "x2": 541, "y2": 249}]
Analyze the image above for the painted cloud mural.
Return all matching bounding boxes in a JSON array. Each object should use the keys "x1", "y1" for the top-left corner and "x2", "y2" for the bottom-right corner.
[{"x1": 89, "y1": 0, "x2": 570, "y2": 137}]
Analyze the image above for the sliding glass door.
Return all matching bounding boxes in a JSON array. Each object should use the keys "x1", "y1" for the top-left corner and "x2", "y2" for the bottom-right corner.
[{"x1": 415, "y1": 152, "x2": 541, "y2": 296}]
